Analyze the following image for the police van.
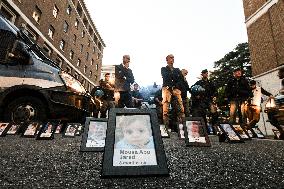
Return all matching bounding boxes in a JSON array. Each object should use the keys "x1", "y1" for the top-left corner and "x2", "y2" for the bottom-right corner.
[{"x1": 0, "y1": 15, "x2": 92, "y2": 123}]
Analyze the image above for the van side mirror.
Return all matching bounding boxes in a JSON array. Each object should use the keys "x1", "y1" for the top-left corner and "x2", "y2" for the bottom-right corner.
[{"x1": 9, "y1": 40, "x2": 31, "y2": 65}]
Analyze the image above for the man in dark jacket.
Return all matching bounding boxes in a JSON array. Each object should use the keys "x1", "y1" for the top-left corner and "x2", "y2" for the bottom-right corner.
[
  {"x1": 131, "y1": 83, "x2": 143, "y2": 108},
  {"x1": 191, "y1": 69, "x2": 217, "y2": 132},
  {"x1": 180, "y1": 69, "x2": 190, "y2": 117},
  {"x1": 225, "y1": 68, "x2": 252, "y2": 124},
  {"x1": 115, "y1": 55, "x2": 135, "y2": 108},
  {"x1": 161, "y1": 54, "x2": 185, "y2": 129}
]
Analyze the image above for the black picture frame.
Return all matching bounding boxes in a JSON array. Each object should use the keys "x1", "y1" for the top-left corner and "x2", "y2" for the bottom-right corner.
[
  {"x1": 272, "y1": 129, "x2": 281, "y2": 139},
  {"x1": 62, "y1": 123, "x2": 79, "y2": 137},
  {"x1": 80, "y1": 117, "x2": 108, "y2": 152},
  {"x1": 219, "y1": 123, "x2": 243, "y2": 143},
  {"x1": 6, "y1": 123, "x2": 21, "y2": 135},
  {"x1": 22, "y1": 122, "x2": 41, "y2": 138},
  {"x1": 183, "y1": 117, "x2": 211, "y2": 147},
  {"x1": 75, "y1": 123, "x2": 84, "y2": 136},
  {"x1": 36, "y1": 122, "x2": 57, "y2": 140},
  {"x1": 54, "y1": 123, "x2": 64, "y2": 134},
  {"x1": 232, "y1": 124, "x2": 251, "y2": 140},
  {"x1": 246, "y1": 129, "x2": 254, "y2": 138},
  {"x1": 160, "y1": 124, "x2": 170, "y2": 138},
  {"x1": 251, "y1": 127, "x2": 265, "y2": 139},
  {"x1": 101, "y1": 108, "x2": 169, "y2": 177},
  {"x1": 0, "y1": 122, "x2": 11, "y2": 137}
]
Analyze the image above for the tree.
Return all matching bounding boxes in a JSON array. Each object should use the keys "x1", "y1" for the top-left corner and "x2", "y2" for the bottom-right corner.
[{"x1": 209, "y1": 42, "x2": 251, "y2": 106}]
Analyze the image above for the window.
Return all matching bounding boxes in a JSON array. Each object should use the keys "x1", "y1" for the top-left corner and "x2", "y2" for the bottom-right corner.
[
  {"x1": 69, "y1": 50, "x2": 74, "y2": 60},
  {"x1": 80, "y1": 44, "x2": 83, "y2": 53},
  {"x1": 97, "y1": 53, "x2": 100, "y2": 60},
  {"x1": 93, "y1": 47, "x2": 96, "y2": 53},
  {"x1": 66, "y1": 5, "x2": 72, "y2": 15},
  {"x1": 91, "y1": 59, "x2": 94, "y2": 65},
  {"x1": 63, "y1": 21, "x2": 69, "y2": 33},
  {"x1": 95, "y1": 64, "x2": 98, "y2": 71},
  {"x1": 86, "y1": 52, "x2": 89, "y2": 60},
  {"x1": 94, "y1": 75, "x2": 97, "y2": 81},
  {"x1": 48, "y1": 25, "x2": 55, "y2": 39},
  {"x1": 53, "y1": 5, "x2": 59, "y2": 18},
  {"x1": 42, "y1": 43, "x2": 52, "y2": 56},
  {"x1": 81, "y1": 30, "x2": 85, "y2": 38},
  {"x1": 74, "y1": 72, "x2": 79, "y2": 80},
  {"x1": 32, "y1": 6, "x2": 42, "y2": 23},
  {"x1": 66, "y1": 65, "x2": 72, "y2": 74},
  {"x1": 89, "y1": 70, "x2": 92, "y2": 78},
  {"x1": 26, "y1": 25, "x2": 38, "y2": 41},
  {"x1": 77, "y1": 59, "x2": 81, "y2": 67},
  {"x1": 84, "y1": 65, "x2": 87, "y2": 73},
  {"x1": 55, "y1": 56, "x2": 63, "y2": 68},
  {"x1": 0, "y1": 3, "x2": 17, "y2": 23},
  {"x1": 75, "y1": 19, "x2": 79, "y2": 29},
  {"x1": 59, "y1": 40, "x2": 65, "y2": 51},
  {"x1": 73, "y1": 34, "x2": 77, "y2": 44}
]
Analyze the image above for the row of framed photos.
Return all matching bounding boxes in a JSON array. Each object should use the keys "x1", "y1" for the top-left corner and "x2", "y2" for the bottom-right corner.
[{"x1": 0, "y1": 122, "x2": 83, "y2": 139}]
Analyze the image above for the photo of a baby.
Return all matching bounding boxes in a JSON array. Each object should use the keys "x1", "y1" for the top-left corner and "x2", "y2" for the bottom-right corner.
[
  {"x1": 86, "y1": 121, "x2": 107, "y2": 147},
  {"x1": 186, "y1": 121, "x2": 206, "y2": 143},
  {"x1": 0, "y1": 123, "x2": 9, "y2": 136},
  {"x1": 113, "y1": 114, "x2": 157, "y2": 167},
  {"x1": 115, "y1": 115, "x2": 154, "y2": 149}
]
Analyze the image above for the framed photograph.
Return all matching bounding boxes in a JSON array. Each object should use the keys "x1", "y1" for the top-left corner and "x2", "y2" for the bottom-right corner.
[
  {"x1": 251, "y1": 127, "x2": 265, "y2": 139},
  {"x1": 183, "y1": 117, "x2": 211, "y2": 147},
  {"x1": 246, "y1": 129, "x2": 254, "y2": 138},
  {"x1": 178, "y1": 123, "x2": 185, "y2": 139},
  {"x1": 63, "y1": 123, "x2": 79, "y2": 137},
  {"x1": 22, "y1": 122, "x2": 40, "y2": 138},
  {"x1": 75, "y1": 123, "x2": 84, "y2": 136},
  {"x1": 272, "y1": 129, "x2": 281, "y2": 139},
  {"x1": 36, "y1": 122, "x2": 56, "y2": 140},
  {"x1": 6, "y1": 123, "x2": 21, "y2": 135},
  {"x1": 102, "y1": 108, "x2": 169, "y2": 177},
  {"x1": 160, "y1": 124, "x2": 170, "y2": 138},
  {"x1": 219, "y1": 123, "x2": 243, "y2": 143},
  {"x1": 54, "y1": 123, "x2": 64, "y2": 134},
  {"x1": 0, "y1": 123, "x2": 10, "y2": 137},
  {"x1": 80, "y1": 117, "x2": 108, "y2": 152},
  {"x1": 232, "y1": 125, "x2": 251, "y2": 140}
]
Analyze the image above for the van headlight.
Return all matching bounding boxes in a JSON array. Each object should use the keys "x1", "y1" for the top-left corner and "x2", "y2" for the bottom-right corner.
[{"x1": 60, "y1": 72, "x2": 86, "y2": 94}]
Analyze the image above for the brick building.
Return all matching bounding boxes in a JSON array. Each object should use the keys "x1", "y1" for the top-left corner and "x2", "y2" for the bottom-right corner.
[
  {"x1": 243, "y1": 0, "x2": 284, "y2": 135},
  {"x1": 0, "y1": 0, "x2": 105, "y2": 92}
]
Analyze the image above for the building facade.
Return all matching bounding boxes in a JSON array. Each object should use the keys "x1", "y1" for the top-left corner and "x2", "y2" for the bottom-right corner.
[
  {"x1": 0, "y1": 0, "x2": 105, "y2": 92},
  {"x1": 243, "y1": 0, "x2": 284, "y2": 135}
]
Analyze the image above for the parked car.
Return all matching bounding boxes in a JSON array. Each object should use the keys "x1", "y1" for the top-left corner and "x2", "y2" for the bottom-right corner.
[{"x1": 0, "y1": 14, "x2": 92, "y2": 123}]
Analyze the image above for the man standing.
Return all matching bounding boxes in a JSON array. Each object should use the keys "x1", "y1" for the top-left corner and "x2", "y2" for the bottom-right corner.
[
  {"x1": 225, "y1": 68, "x2": 252, "y2": 125},
  {"x1": 161, "y1": 54, "x2": 185, "y2": 129},
  {"x1": 180, "y1": 69, "x2": 190, "y2": 117},
  {"x1": 191, "y1": 69, "x2": 217, "y2": 132},
  {"x1": 245, "y1": 80, "x2": 273, "y2": 130},
  {"x1": 131, "y1": 83, "x2": 143, "y2": 108},
  {"x1": 100, "y1": 73, "x2": 116, "y2": 118},
  {"x1": 115, "y1": 55, "x2": 135, "y2": 108}
]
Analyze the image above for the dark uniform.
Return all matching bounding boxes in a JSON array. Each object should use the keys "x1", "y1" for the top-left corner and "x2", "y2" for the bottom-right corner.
[{"x1": 100, "y1": 79, "x2": 115, "y2": 118}]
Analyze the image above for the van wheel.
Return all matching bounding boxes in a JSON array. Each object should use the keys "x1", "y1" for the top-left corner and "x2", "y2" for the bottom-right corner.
[{"x1": 4, "y1": 96, "x2": 47, "y2": 122}]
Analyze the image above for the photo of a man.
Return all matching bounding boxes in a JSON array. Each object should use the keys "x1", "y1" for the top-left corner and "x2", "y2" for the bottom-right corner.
[{"x1": 86, "y1": 121, "x2": 107, "y2": 147}]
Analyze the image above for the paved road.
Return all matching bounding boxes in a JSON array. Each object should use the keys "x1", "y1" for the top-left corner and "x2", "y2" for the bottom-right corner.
[{"x1": 0, "y1": 133, "x2": 283, "y2": 189}]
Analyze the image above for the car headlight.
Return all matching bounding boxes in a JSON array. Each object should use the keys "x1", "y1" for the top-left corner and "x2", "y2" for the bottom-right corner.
[{"x1": 60, "y1": 72, "x2": 86, "y2": 94}]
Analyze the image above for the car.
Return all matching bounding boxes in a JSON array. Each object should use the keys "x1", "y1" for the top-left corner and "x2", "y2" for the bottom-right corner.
[{"x1": 0, "y1": 14, "x2": 92, "y2": 123}]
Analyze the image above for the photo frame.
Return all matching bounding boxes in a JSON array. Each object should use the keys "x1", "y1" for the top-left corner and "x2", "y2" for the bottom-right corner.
[
  {"x1": 0, "y1": 123, "x2": 11, "y2": 137},
  {"x1": 251, "y1": 127, "x2": 265, "y2": 139},
  {"x1": 63, "y1": 123, "x2": 79, "y2": 137},
  {"x1": 219, "y1": 123, "x2": 243, "y2": 143},
  {"x1": 6, "y1": 123, "x2": 21, "y2": 135},
  {"x1": 54, "y1": 123, "x2": 64, "y2": 134},
  {"x1": 160, "y1": 124, "x2": 170, "y2": 138},
  {"x1": 232, "y1": 125, "x2": 251, "y2": 140},
  {"x1": 80, "y1": 117, "x2": 108, "y2": 152},
  {"x1": 102, "y1": 108, "x2": 169, "y2": 177},
  {"x1": 75, "y1": 123, "x2": 84, "y2": 136},
  {"x1": 246, "y1": 129, "x2": 254, "y2": 138},
  {"x1": 177, "y1": 123, "x2": 185, "y2": 139},
  {"x1": 22, "y1": 122, "x2": 41, "y2": 138},
  {"x1": 36, "y1": 122, "x2": 57, "y2": 140},
  {"x1": 183, "y1": 117, "x2": 211, "y2": 147},
  {"x1": 272, "y1": 129, "x2": 281, "y2": 139}
]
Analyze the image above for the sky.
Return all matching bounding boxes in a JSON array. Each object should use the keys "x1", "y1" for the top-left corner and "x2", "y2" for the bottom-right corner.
[{"x1": 84, "y1": 0, "x2": 248, "y2": 87}]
